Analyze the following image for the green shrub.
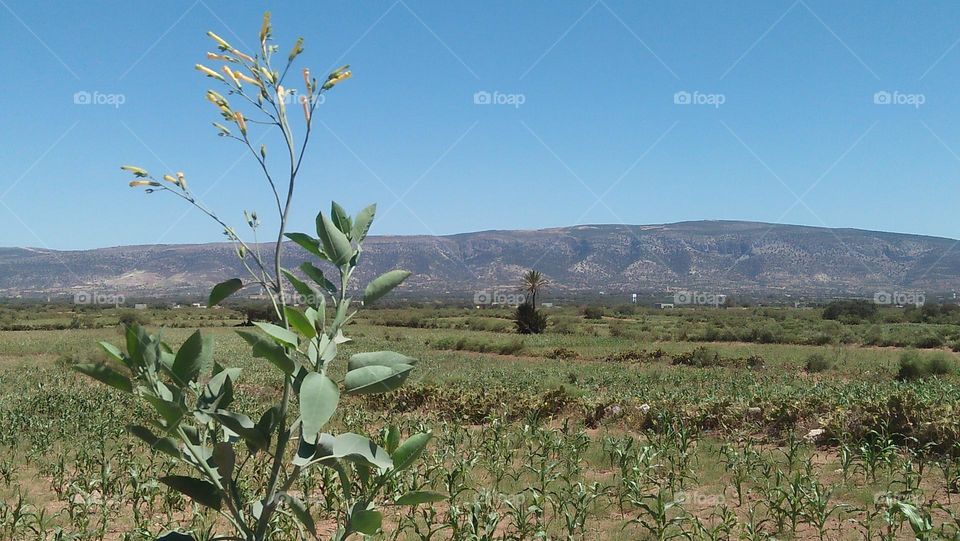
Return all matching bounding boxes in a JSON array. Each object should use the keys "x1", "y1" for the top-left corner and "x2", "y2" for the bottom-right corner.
[
  {"x1": 804, "y1": 353, "x2": 833, "y2": 373},
  {"x1": 582, "y1": 306, "x2": 604, "y2": 320},
  {"x1": 515, "y1": 302, "x2": 548, "y2": 334},
  {"x1": 896, "y1": 350, "x2": 953, "y2": 380},
  {"x1": 927, "y1": 352, "x2": 954, "y2": 376}
]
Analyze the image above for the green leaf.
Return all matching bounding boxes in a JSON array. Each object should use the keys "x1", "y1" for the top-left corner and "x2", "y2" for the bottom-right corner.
[
  {"x1": 199, "y1": 368, "x2": 240, "y2": 412},
  {"x1": 213, "y1": 411, "x2": 269, "y2": 452},
  {"x1": 300, "y1": 262, "x2": 337, "y2": 295},
  {"x1": 285, "y1": 307, "x2": 316, "y2": 339},
  {"x1": 283, "y1": 269, "x2": 323, "y2": 307},
  {"x1": 349, "y1": 507, "x2": 382, "y2": 536},
  {"x1": 73, "y1": 363, "x2": 132, "y2": 393},
  {"x1": 391, "y1": 432, "x2": 432, "y2": 473},
  {"x1": 159, "y1": 476, "x2": 222, "y2": 510},
  {"x1": 299, "y1": 373, "x2": 339, "y2": 443},
  {"x1": 385, "y1": 425, "x2": 400, "y2": 454},
  {"x1": 209, "y1": 278, "x2": 243, "y2": 306},
  {"x1": 98, "y1": 341, "x2": 127, "y2": 367},
  {"x1": 282, "y1": 494, "x2": 316, "y2": 537},
  {"x1": 316, "y1": 211, "x2": 354, "y2": 266},
  {"x1": 351, "y1": 204, "x2": 376, "y2": 243},
  {"x1": 172, "y1": 331, "x2": 212, "y2": 384},
  {"x1": 330, "y1": 201, "x2": 352, "y2": 237},
  {"x1": 157, "y1": 532, "x2": 195, "y2": 541},
  {"x1": 212, "y1": 442, "x2": 235, "y2": 481},
  {"x1": 363, "y1": 270, "x2": 411, "y2": 305},
  {"x1": 344, "y1": 364, "x2": 414, "y2": 395},
  {"x1": 237, "y1": 331, "x2": 296, "y2": 375},
  {"x1": 144, "y1": 394, "x2": 185, "y2": 429},
  {"x1": 348, "y1": 351, "x2": 417, "y2": 371},
  {"x1": 312, "y1": 433, "x2": 393, "y2": 470},
  {"x1": 252, "y1": 321, "x2": 299, "y2": 347},
  {"x1": 126, "y1": 425, "x2": 181, "y2": 459},
  {"x1": 286, "y1": 232, "x2": 326, "y2": 259},
  {"x1": 394, "y1": 490, "x2": 446, "y2": 506}
]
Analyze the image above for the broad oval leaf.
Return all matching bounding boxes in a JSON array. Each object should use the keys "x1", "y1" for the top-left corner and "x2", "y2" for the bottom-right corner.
[
  {"x1": 316, "y1": 212, "x2": 353, "y2": 266},
  {"x1": 351, "y1": 203, "x2": 376, "y2": 243},
  {"x1": 363, "y1": 270, "x2": 411, "y2": 305},
  {"x1": 299, "y1": 372, "x2": 339, "y2": 443},
  {"x1": 343, "y1": 364, "x2": 413, "y2": 395},
  {"x1": 73, "y1": 363, "x2": 132, "y2": 393},
  {"x1": 285, "y1": 307, "x2": 316, "y2": 339},
  {"x1": 395, "y1": 490, "x2": 446, "y2": 506},
  {"x1": 285, "y1": 232, "x2": 326, "y2": 259},
  {"x1": 209, "y1": 278, "x2": 243, "y2": 307},
  {"x1": 237, "y1": 331, "x2": 296, "y2": 375},
  {"x1": 282, "y1": 494, "x2": 316, "y2": 536},
  {"x1": 348, "y1": 351, "x2": 417, "y2": 371},
  {"x1": 313, "y1": 433, "x2": 393, "y2": 471},
  {"x1": 159, "y1": 476, "x2": 222, "y2": 510},
  {"x1": 127, "y1": 425, "x2": 181, "y2": 459},
  {"x1": 252, "y1": 321, "x2": 299, "y2": 347},
  {"x1": 391, "y1": 431, "x2": 432, "y2": 473},
  {"x1": 172, "y1": 330, "x2": 212, "y2": 384},
  {"x1": 350, "y1": 508, "x2": 382, "y2": 535}
]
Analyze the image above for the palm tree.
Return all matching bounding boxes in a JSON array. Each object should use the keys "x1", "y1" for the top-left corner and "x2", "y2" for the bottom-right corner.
[{"x1": 521, "y1": 269, "x2": 549, "y2": 307}]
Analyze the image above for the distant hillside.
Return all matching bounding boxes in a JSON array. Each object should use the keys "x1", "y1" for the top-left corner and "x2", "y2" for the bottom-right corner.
[{"x1": 3, "y1": 221, "x2": 960, "y2": 300}]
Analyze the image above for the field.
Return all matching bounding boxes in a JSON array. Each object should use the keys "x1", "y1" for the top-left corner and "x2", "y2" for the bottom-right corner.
[{"x1": 2, "y1": 304, "x2": 960, "y2": 539}]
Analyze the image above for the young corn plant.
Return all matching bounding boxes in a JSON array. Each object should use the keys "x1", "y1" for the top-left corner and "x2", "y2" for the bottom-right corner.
[{"x1": 73, "y1": 13, "x2": 436, "y2": 541}]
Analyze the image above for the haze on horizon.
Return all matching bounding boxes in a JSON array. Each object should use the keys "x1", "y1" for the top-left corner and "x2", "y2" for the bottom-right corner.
[{"x1": 3, "y1": 1, "x2": 960, "y2": 250}]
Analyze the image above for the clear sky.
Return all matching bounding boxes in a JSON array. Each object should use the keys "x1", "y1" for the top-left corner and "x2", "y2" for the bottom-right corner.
[{"x1": 2, "y1": 0, "x2": 960, "y2": 250}]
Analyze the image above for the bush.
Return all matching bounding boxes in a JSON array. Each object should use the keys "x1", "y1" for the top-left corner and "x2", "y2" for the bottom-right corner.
[
  {"x1": 822, "y1": 299, "x2": 878, "y2": 323},
  {"x1": 515, "y1": 302, "x2": 548, "y2": 334},
  {"x1": 927, "y1": 352, "x2": 954, "y2": 376},
  {"x1": 582, "y1": 306, "x2": 604, "y2": 320},
  {"x1": 897, "y1": 350, "x2": 954, "y2": 381},
  {"x1": 117, "y1": 310, "x2": 150, "y2": 327},
  {"x1": 804, "y1": 353, "x2": 833, "y2": 373}
]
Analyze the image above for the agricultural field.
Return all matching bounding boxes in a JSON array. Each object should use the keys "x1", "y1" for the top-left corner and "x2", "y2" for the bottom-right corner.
[{"x1": 2, "y1": 304, "x2": 960, "y2": 539}]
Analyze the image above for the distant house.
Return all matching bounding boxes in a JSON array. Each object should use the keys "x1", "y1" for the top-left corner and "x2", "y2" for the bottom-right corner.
[
  {"x1": 134, "y1": 303, "x2": 148, "y2": 310},
  {"x1": 654, "y1": 303, "x2": 674, "y2": 309},
  {"x1": 191, "y1": 302, "x2": 206, "y2": 308}
]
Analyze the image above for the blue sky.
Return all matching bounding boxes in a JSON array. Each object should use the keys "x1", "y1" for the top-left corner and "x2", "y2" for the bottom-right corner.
[{"x1": 2, "y1": 0, "x2": 960, "y2": 250}]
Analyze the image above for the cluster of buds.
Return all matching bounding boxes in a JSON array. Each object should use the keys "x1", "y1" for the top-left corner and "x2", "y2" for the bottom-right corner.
[
  {"x1": 123, "y1": 166, "x2": 187, "y2": 193},
  {"x1": 322, "y1": 65, "x2": 351, "y2": 91}
]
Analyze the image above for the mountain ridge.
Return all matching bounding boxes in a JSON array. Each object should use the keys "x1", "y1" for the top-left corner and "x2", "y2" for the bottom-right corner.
[{"x1": 3, "y1": 220, "x2": 960, "y2": 299}]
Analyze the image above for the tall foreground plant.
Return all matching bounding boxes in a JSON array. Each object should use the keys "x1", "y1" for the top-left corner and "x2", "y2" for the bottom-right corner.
[{"x1": 75, "y1": 13, "x2": 437, "y2": 541}]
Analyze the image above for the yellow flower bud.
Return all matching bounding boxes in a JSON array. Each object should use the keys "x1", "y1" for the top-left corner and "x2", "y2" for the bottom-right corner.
[
  {"x1": 121, "y1": 165, "x2": 149, "y2": 177},
  {"x1": 195, "y1": 64, "x2": 225, "y2": 81},
  {"x1": 207, "y1": 31, "x2": 231, "y2": 51},
  {"x1": 129, "y1": 180, "x2": 161, "y2": 188}
]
